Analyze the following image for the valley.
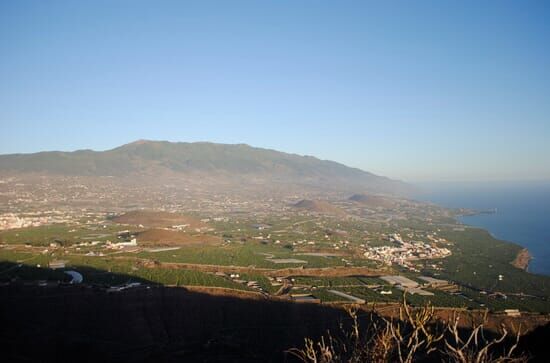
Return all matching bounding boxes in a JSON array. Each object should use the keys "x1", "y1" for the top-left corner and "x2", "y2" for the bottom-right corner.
[{"x1": 2, "y1": 172, "x2": 549, "y2": 314}]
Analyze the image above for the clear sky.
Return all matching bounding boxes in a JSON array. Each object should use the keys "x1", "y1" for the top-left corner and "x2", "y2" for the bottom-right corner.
[{"x1": 1, "y1": 1, "x2": 549, "y2": 182}]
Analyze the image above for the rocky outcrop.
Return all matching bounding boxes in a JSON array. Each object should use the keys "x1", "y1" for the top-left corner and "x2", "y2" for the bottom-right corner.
[{"x1": 512, "y1": 248, "x2": 531, "y2": 271}]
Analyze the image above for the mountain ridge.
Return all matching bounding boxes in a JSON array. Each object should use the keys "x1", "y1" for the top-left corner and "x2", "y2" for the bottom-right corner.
[{"x1": 0, "y1": 140, "x2": 410, "y2": 195}]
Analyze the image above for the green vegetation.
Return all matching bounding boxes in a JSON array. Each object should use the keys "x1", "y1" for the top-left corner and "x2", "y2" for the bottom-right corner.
[
  {"x1": 435, "y1": 227, "x2": 550, "y2": 297},
  {"x1": 1, "y1": 211, "x2": 550, "y2": 314},
  {"x1": 238, "y1": 272, "x2": 279, "y2": 293},
  {"x1": 292, "y1": 276, "x2": 383, "y2": 287},
  {"x1": 135, "y1": 243, "x2": 347, "y2": 268},
  {"x1": 0, "y1": 223, "x2": 127, "y2": 246}
]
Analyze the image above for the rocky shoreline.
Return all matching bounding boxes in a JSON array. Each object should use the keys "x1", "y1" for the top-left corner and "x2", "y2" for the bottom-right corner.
[{"x1": 512, "y1": 248, "x2": 532, "y2": 271}]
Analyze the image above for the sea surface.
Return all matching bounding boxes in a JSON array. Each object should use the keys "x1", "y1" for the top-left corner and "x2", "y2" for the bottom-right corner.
[{"x1": 414, "y1": 181, "x2": 550, "y2": 276}]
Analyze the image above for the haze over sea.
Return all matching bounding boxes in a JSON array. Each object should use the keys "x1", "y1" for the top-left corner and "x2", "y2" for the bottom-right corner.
[{"x1": 415, "y1": 181, "x2": 550, "y2": 276}]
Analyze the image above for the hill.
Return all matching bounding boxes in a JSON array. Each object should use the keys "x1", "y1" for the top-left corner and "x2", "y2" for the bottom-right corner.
[
  {"x1": 292, "y1": 199, "x2": 346, "y2": 216},
  {"x1": 0, "y1": 140, "x2": 410, "y2": 195}
]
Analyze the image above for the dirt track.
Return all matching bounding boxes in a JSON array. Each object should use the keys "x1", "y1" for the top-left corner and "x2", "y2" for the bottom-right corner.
[{"x1": 145, "y1": 260, "x2": 388, "y2": 278}]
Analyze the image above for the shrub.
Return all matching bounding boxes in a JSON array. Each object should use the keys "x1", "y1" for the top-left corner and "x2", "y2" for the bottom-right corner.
[{"x1": 288, "y1": 295, "x2": 526, "y2": 363}]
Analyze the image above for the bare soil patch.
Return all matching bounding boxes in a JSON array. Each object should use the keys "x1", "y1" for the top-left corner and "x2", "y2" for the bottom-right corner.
[{"x1": 112, "y1": 210, "x2": 206, "y2": 229}]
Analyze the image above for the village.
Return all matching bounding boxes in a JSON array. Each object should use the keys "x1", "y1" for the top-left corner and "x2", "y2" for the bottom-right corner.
[{"x1": 362, "y1": 233, "x2": 452, "y2": 268}]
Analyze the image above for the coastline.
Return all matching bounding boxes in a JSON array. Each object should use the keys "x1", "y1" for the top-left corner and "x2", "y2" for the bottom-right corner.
[
  {"x1": 456, "y1": 215, "x2": 533, "y2": 273},
  {"x1": 417, "y1": 181, "x2": 550, "y2": 276},
  {"x1": 511, "y1": 248, "x2": 532, "y2": 271},
  {"x1": 455, "y1": 208, "x2": 497, "y2": 218}
]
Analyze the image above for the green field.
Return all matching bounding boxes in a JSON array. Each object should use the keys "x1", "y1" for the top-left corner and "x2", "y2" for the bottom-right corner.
[
  {"x1": 135, "y1": 243, "x2": 348, "y2": 268},
  {"x1": 1, "y1": 212, "x2": 550, "y2": 313},
  {"x1": 0, "y1": 223, "x2": 129, "y2": 246}
]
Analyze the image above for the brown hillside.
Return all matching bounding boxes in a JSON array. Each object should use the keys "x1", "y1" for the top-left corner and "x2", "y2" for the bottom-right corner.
[
  {"x1": 112, "y1": 210, "x2": 206, "y2": 229},
  {"x1": 292, "y1": 199, "x2": 346, "y2": 216},
  {"x1": 136, "y1": 229, "x2": 220, "y2": 246}
]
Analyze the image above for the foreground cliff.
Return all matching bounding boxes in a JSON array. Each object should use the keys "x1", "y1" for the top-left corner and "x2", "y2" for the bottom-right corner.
[{"x1": 1, "y1": 285, "x2": 549, "y2": 363}]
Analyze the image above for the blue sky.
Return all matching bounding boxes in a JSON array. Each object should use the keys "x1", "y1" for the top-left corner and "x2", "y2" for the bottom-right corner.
[{"x1": 1, "y1": 1, "x2": 549, "y2": 182}]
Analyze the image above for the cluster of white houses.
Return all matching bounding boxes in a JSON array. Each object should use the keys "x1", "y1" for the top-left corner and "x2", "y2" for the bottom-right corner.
[
  {"x1": 363, "y1": 233, "x2": 451, "y2": 266},
  {"x1": 0, "y1": 212, "x2": 75, "y2": 230}
]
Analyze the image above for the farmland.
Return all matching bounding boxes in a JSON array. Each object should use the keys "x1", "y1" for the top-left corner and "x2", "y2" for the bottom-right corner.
[{"x1": 1, "y1": 192, "x2": 549, "y2": 314}]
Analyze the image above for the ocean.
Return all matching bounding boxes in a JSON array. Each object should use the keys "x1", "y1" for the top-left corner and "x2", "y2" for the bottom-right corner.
[{"x1": 414, "y1": 181, "x2": 550, "y2": 276}]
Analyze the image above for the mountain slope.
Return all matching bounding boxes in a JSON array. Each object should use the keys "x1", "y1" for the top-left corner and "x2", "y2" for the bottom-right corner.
[
  {"x1": 348, "y1": 194, "x2": 398, "y2": 208},
  {"x1": 292, "y1": 199, "x2": 347, "y2": 216},
  {"x1": 0, "y1": 140, "x2": 410, "y2": 195}
]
